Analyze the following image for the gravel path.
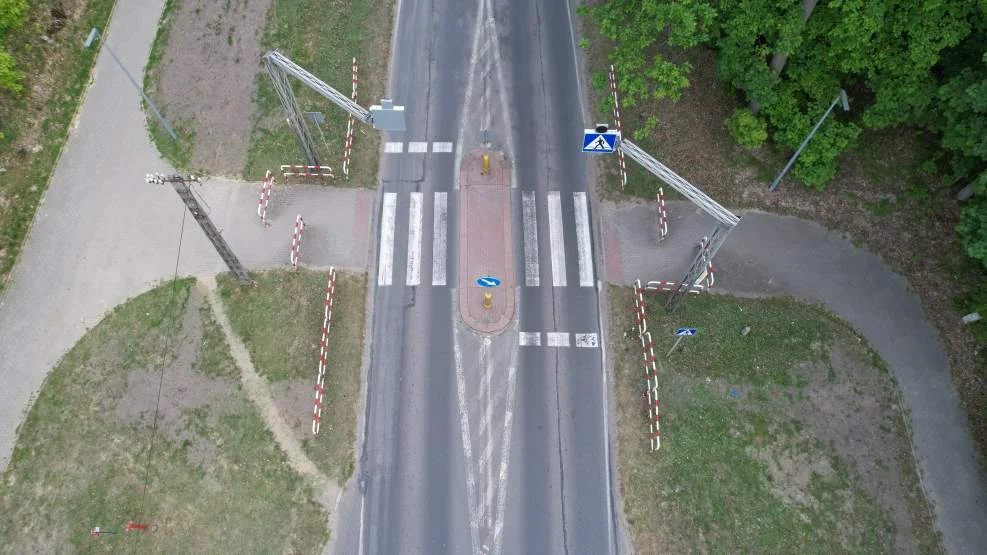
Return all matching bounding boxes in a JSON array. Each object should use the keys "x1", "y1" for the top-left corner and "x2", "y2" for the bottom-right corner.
[
  {"x1": 602, "y1": 199, "x2": 987, "y2": 554},
  {"x1": 0, "y1": 0, "x2": 373, "y2": 471}
]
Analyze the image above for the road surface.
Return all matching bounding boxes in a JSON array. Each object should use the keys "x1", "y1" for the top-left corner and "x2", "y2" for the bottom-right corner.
[{"x1": 335, "y1": 0, "x2": 621, "y2": 553}]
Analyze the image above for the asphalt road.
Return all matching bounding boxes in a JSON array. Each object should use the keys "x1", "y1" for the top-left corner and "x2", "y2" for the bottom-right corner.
[{"x1": 336, "y1": 0, "x2": 619, "y2": 553}]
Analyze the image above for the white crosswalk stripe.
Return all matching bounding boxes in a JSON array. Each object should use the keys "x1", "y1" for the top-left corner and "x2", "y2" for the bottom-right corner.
[
  {"x1": 518, "y1": 332, "x2": 541, "y2": 346},
  {"x1": 432, "y1": 192, "x2": 448, "y2": 286},
  {"x1": 546, "y1": 332, "x2": 570, "y2": 347},
  {"x1": 407, "y1": 192, "x2": 423, "y2": 286},
  {"x1": 433, "y1": 141, "x2": 453, "y2": 153},
  {"x1": 522, "y1": 191, "x2": 540, "y2": 287},
  {"x1": 384, "y1": 142, "x2": 403, "y2": 153},
  {"x1": 547, "y1": 191, "x2": 567, "y2": 287},
  {"x1": 383, "y1": 141, "x2": 455, "y2": 153},
  {"x1": 378, "y1": 193, "x2": 397, "y2": 286},
  {"x1": 408, "y1": 142, "x2": 428, "y2": 153},
  {"x1": 573, "y1": 192, "x2": 595, "y2": 287}
]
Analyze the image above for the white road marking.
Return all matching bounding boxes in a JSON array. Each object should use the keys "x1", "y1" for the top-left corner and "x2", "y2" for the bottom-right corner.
[
  {"x1": 522, "y1": 191, "x2": 540, "y2": 287},
  {"x1": 433, "y1": 141, "x2": 453, "y2": 153},
  {"x1": 492, "y1": 336, "x2": 519, "y2": 555},
  {"x1": 406, "y1": 192, "x2": 423, "y2": 286},
  {"x1": 377, "y1": 193, "x2": 397, "y2": 286},
  {"x1": 452, "y1": 291, "x2": 482, "y2": 552},
  {"x1": 595, "y1": 279, "x2": 616, "y2": 555},
  {"x1": 546, "y1": 332, "x2": 570, "y2": 347},
  {"x1": 432, "y1": 192, "x2": 447, "y2": 286},
  {"x1": 384, "y1": 141, "x2": 403, "y2": 153},
  {"x1": 453, "y1": 0, "x2": 488, "y2": 189},
  {"x1": 518, "y1": 332, "x2": 541, "y2": 346},
  {"x1": 573, "y1": 192, "x2": 595, "y2": 287},
  {"x1": 408, "y1": 141, "x2": 428, "y2": 153},
  {"x1": 547, "y1": 191, "x2": 567, "y2": 287},
  {"x1": 575, "y1": 333, "x2": 599, "y2": 348}
]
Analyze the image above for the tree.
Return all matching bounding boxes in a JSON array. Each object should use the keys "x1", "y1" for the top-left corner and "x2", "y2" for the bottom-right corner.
[
  {"x1": 0, "y1": 0, "x2": 28, "y2": 37},
  {"x1": 582, "y1": 0, "x2": 716, "y2": 138}
]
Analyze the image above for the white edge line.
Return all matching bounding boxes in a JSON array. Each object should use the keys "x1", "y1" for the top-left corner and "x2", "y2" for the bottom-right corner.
[
  {"x1": 597, "y1": 280, "x2": 615, "y2": 555},
  {"x1": 452, "y1": 291, "x2": 482, "y2": 552}
]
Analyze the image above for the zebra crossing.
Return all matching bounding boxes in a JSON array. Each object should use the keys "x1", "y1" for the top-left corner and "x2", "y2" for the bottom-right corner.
[{"x1": 377, "y1": 190, "x2": 596, "y2": 288}]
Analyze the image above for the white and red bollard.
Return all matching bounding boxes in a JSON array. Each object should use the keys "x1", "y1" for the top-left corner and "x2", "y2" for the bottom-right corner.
[
  {"x1": 257, "y1": 170, "x2": 274, "y2": 225},
  {"x1": 290, "y1": 214, "x2": 304, "y2": 269},
  {"x1": 342, "y1": 57, "x2": 358, "y2": 179},
  {"x1": 656, "y1": 187, "x2": 668, "y2": 243},
  {"x1": 312, "y1": 268, "x2": 337, "y2": 435},
  {"x1": 281, "y1": 164, "x2": 335, "y2": 179},
  {"x1": 633, "y1": 279, "x2": 661, "y2": 451},
  {"x1": 609, "y1": 64, "x2": 628, "y2": 190}
]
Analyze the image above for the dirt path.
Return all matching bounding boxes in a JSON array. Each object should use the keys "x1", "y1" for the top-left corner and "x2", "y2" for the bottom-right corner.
[{"x1": 200, "y1": 276, "x2": 339, "y2": 506}]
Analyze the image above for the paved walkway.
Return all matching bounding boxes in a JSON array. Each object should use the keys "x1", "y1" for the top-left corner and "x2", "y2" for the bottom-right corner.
[
  {"x1": 602, "y1": 199, "x2": 987, "y2": 554},
  {"x1": 0, "y1": 0, "x2": 373, "y2": 470}
]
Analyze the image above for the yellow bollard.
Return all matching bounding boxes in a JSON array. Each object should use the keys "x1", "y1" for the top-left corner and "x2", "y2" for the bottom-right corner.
[
  {"x1": 482, "y1": 291, "x2": 493, "y2": 309},
  {"x1": 481, "y1": 154, "x2": 490, "y2": 175}
]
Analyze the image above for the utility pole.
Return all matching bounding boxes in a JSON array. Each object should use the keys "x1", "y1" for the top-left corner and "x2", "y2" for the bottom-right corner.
[
  {"x1": 769, "y1": 89, "x2": 850, "y2": 192},
  {"x1": 146, "y1": 173, "x2": 253, "y2": 285}
]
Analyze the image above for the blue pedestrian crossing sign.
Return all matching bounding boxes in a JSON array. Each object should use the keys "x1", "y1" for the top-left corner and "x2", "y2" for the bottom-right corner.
[
  {"x1": 675, "y1": 328, "x2": 698, "y2": 336},
  {"x1": 582, "y1": 129, "x2": 619, "y2": 153},
  {"x1": 476, "y1": 276, "x2": 501, "y2": 287}
]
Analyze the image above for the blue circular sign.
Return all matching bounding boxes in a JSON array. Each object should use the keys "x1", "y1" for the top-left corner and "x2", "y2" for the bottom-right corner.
[{"x1": 476, "y1": 276, "x2": 501, "y2": 288}]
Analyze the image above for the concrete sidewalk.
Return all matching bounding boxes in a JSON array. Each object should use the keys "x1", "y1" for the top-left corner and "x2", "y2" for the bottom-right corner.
[
  {"x1": 0, "y1": 0, "x2": 373, "y2": 470},
  {"x1": 601, "y1": 199, "x2": 987, "y2": 554}
]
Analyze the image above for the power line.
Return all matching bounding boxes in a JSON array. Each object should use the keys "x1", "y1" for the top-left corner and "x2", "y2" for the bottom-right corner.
[{"x1": 129, "y1": 204, "x2": 187, "y2": 551}]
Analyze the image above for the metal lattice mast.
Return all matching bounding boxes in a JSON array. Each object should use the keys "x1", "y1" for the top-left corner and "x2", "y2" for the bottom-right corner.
[
  {"x1": 146, "y1": 173, "x2": 253, "y2": 285},
  {"x1": 619, "y1": 139, "x2": 741, "y2": 312},
  {"x1": 263, "y1": 51, "x2": 372, "y2": 124},
  {"x1": 263, "y1": 55, "x2": 320, "y2": 167}
]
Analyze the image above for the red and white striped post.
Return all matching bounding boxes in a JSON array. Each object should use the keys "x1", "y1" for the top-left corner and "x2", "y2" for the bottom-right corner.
[
  {"x1": 290, "y1": 214, "x2": 304, "y2": 269},
  {"x1": 609, "y1": 64, "x2": 628, "y2": 190},
  {"x1": 633, "y1": 279, "x2": 661, "y2": 451},
  {"x1": 656, "y1": 187, "x2": 668, "y2": 243},
  {"x1": 257, "y1": 170, "x2": 274, "y2": 225},
  {"x1": 697, "y1": 236, "x2": 714, "y2": 289},
  {"x1": 281, "y1": 164, "x2": 335, "y2": 179},
  {"x1": 312, "y1": 268, "x2": 337, "y2": 434},
  {"x1": 342, "y1": 58, "x2": 358, "y2": 179}
]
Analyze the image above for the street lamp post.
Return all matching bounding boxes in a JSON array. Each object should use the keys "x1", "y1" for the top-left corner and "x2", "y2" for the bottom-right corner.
[
  {"x1": 769, "y1": 88, "x2": 849, "y2": 192},
  {"x1": 84, "y1": 27, "x2": 177, "y2": 141}
]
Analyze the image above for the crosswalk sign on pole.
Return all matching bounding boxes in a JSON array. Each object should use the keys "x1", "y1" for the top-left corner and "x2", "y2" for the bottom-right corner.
[{"x1": 582, "y1": 129, "x2": 619, "y2": 153}]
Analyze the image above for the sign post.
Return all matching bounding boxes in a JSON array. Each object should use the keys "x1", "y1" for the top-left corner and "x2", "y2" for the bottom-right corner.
[{"x1": 667, "y1": 327, "x2": 697, "y2": 358}]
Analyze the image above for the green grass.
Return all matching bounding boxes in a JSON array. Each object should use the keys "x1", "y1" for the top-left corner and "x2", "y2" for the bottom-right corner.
[
  {"x1": 0, "y1": 0, "x2": 117, "y2": 293},
  {"x1": 610, "y1": 287, "x2": 938, "y2": 553},
  {"x1": 217, "y1": 268, "x2": 366, "y2": 483},
  {"x1": 242, "y1": 0, "x2": 393, "y2": 186},
  {"x1": 0, "y1": 278, "x2": 328, "y2": 553},
  {"x1": 651, "y1": 294, "x2": 832, "y2": 386}
]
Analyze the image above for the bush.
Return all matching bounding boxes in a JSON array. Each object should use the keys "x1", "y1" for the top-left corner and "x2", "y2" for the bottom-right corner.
[
  {"x1": 0, "y1": 49, "x2": 22, "y2": 94},
  {"x1": 724, "y1": 108, "x2": 767, "y2": 149},
  {"x1": 0, "y1": 0, "x2": 28, "y2": 36}
]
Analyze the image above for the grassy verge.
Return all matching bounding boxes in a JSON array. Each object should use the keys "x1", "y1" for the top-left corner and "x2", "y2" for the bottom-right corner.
[
  {"x1": 609, "y1": 288, "x2": 939, "y2": 553},
  {"x1": 242, "y1": 0, "x2": 393, "y2": 186},
  {"x1": 0, "y1": 279, "x2": 327, "y2": 552},
  {"x1": 0, "y1": 0, "x2": 116, "y2": 293},
  {"x1": 142, "y1": 0, "x2": 195, "y2": 172},
  {"x1": 216, "y1": 268, "x2": 366, "y2": 484}
]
